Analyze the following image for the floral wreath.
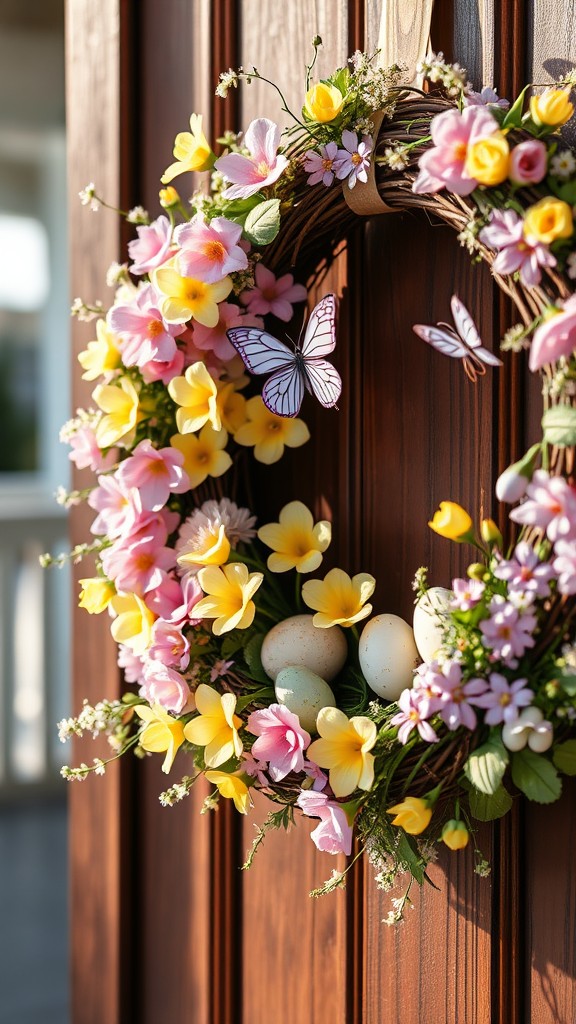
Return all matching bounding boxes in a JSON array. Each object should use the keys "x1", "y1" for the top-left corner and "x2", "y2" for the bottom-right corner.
[{"x1": 51, "y1": 43, "x2": 576, "y2": 925}]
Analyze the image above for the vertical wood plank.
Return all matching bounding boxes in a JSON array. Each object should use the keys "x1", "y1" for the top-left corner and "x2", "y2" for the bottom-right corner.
[{"x1": 364, "y1": 0, "x2": 434, "y2": 80}]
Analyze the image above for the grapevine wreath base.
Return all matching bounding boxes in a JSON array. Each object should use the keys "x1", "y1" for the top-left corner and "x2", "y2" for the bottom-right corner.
[{"x1": 53, "y1": 45, "x2": 576, "y2": 921}]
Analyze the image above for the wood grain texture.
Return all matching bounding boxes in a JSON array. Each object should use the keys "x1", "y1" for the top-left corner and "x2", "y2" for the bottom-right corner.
[
  {"x1": 364, "y1": 0, "x2": 434, "y2": 80},
  {"x1": 454, "y1": 0, "x2": 494, "y2": 89}
]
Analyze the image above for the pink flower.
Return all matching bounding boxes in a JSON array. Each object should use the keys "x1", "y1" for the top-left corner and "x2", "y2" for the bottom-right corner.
[
  {"x1": 509, "y1": 140, "x2": 548, "y2": 186},
  {"x1": 480, "y1": 596, "x2": 536, "y2": 664},
  {"x1": 451, "y1": 578, "x2": 485, "y2": 610},
  {"x1": 214, "y1": 118, "x2": 289, "y2": 199},
  {"x1": 140, "y1": 661, "x2": 192, "y2": 714},
  {"x1": 472, "y1": 672, "x2": 533, "y2": 725},
  {"x1": 247, "y1": 703, "x2": 310, "y2": 781},
  {"x1": 553, "y1": 539, "x2": 576, "y2": 594},
  {"x1": 464, "y1": 87, "x2": 510, "y2": 109},
  {"x1": 138, "y1": 346, "x2": 186, "y2": 386},
  {"x1": 117, "y1": 439, "x2": 189, "y2": 511},
  {"x1": 479, "y1": 209, "x2": 555, "y2": 287},
  {"x1": 102, "y1": 533, "x2": 175, "y2": 595},
  {"x1": 240, "y1": 263, "x2": 307, "y2": 322},
  {"x1": 67, "y1": 425, "x2": 118, "y2": 472},
  {"x1": 242, "y1": 752, "x2": 269, "y2": 786},
  {"x1": 433, "y1": 661, "x2": 488, "y2": 731},
  {"x1": 118, "y1": 644, "x2": 145, "y2": 685},
  {"x1": 175, "y1": 215, "x2": 248, "y2": 283},
  {"x1": 297, "y1": 790, "x2": 353, "y2": 856},
  {"x1": 147, "y1": 619, "x2": 191, "y2": 670},
  {"x1": 494, "y1": 541, "x2": 554, "y2": 598},
  {"x1": 302, "y1": 760, "x2": 328, "y2": 791},
  {"x1": 303, "y1": 142, "x2": 340, "y2": 187},
  {"x1": 193, "y1": 302, "x2": 261, "y2": 361},
  {"x1": 391, "y1": 688, "x2": 438, "y2": 745},
  {"x1": 108, "y1": 284, "x2": 183, "y2": 367},
  {"x1": 334, "y1": 131, "x2": 372, "y2": 189},
  {"x1": 413, "y1": 105, "x2": 499, "y2": 195},
  {"x1": 128, "y1": 215, "x2": 173, "y2": 275},
  {"x1": 510, "y1": 469, "x2": 576, "y2": 542},
  {"x1": 210, "y1": 658, "x2": 234, "y2": 682},
  {"x1": 529, "y1": 295, "x2": 576, "y2": 371},
  {"x1": 145, "y1": 571, "x2": 204, "y2": 625},
  {"x1": 88, "y1": 473, "x2": 141, "y2": 538}
]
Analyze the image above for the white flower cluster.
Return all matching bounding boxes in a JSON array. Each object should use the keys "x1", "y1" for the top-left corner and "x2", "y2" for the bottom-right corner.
[
  {"x1": 417, "y1": 52, "x2": 469, "y2": 96},
  {"x1": 159, "y1": 776, "x2": 196, "y2": 806},
  {"x1": 215, "y1": 67, "x2": 241, "y2": 99},
  {"x1": 57, "y1": 697, "x2": 125, "y2": 743},
  {"x1": 78, "y1": 182, "x2": 100, "y2": 211},
  {"x1": 126, "y1": 205, "x2": 149, "y2": 224},
  {"x1": 70, "y1": 297, "x2": 104, "y2": 322}
]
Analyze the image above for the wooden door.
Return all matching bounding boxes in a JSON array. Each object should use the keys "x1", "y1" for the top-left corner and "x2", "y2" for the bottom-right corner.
[{"x1": 66, "y1": 2, "x2": 576, "y2": 1022}]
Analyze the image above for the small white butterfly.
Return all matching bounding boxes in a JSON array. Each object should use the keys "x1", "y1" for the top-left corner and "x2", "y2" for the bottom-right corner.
[
  {"x1": 413, "y1": 295, "x2": 502, "y2": 383},
  {"x1": 227, "y1": 293, "x2": 341, "y2": 418}
]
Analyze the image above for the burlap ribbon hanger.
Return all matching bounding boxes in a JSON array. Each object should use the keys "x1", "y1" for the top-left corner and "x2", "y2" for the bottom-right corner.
[{"x1": 342, "y1": 110, "x2": 394, "y2": 216}]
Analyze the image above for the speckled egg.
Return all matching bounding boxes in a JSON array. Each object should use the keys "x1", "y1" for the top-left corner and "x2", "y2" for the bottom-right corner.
[
  {"x1": 274, "y1": 666, "x2": 336, "y2": 733},
  {"x1": 358, "y1": 613, "x2": 419, "y2": 701},
  {"x1": 261, "y1": 614, "x2": 347, "y2": 682},
  {"x1": 412, "y1": 587, "x2": 452, "y2": 663}
]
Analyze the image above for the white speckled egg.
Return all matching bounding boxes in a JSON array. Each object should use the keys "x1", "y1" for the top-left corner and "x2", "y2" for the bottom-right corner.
[
  {"x1": 261, "y1": 614, "x2": 347, "y2": 682},
  {"x1": 275, "y1": 666, "x2": 336, "y2": 733},
  {"x1": 412, "y1": 587, "x2": 452, "y2": 663},
  {"x1": 359, "y1": 614, "x2": 419, "y2": 701}
]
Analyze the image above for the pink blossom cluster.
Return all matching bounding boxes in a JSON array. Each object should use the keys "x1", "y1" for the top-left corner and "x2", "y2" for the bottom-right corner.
[
  {"x1": 303, "y1": 130, "x2": 373, "y2": 190},
  {"x1": 510, "y1": 469, "x2": 576, "y2": 595}
]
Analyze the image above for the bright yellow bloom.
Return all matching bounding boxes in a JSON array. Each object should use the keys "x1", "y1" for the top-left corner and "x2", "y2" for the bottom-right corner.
[
  {"x1": 465, "y1": 133, "x2": 510, "y2": 186},
  {"x1": 194, "y1": 562, "x2": 263, "y2": 636},
  {"x1": 428, "y1": 501, "x2": 474, "y2": 542},
  {"x1": 161, "y1": 113, "x2": 213, "y2": 183},
  {"x1": 159, "y1": 186, "x2": 180, "y2": 208},
  {"x1": 234, "y1": 396, "x2": 310, "y2": 464},
  {"x1": 216, "y1": 381, "x2": 248, "y2": 434},
  {"x1": 480, "y1": 517, "x2": 503, "y2": 547},
  {"x1": 134, "y1": 703, "x2": 185, "y2": 774},
  {"x1": 168, "y1": 361, "x2": 221, "y2": 434},
  {"x1": 170, "y1": 425, "x2": 232, "y2": 488},
  {"x1": 109, "y1": 592, "x2": 156, "y2": 655},
  {"x1": 441, "y1": 819, "x2": 470, "y2": 850},
  {"x1": 301, "y1": 567, "x2": 375, "y2": 628},
  {"x1": 177, "y1": 523, "x2": 231, "y2": 570},
  {"x1": 152, "y1": 267, "x2": 232, "y2": 327},
  {"x1": 523, "y1": 197, "x2": 573, "y2": 244},
  {"x1": 307, "y1": 706, "x2": 377, "y2": 797},
  {"x1": 183, "y1": 683, "x2": 242, "y2": 767},
  {"x1": 387, "y1": 796, "x2": 432, "y2": 835},
  {"x1": 78, "y1": 318, "x2": 122, "y2": 380},
  {"x1": 93, "y1": 376, "x2": 141, "y2": 448},
  {"x1": 530, "y1": 87, "x2": 574, "y2": 127},
  {"x1": 78, "y1": 577, "x2": 115, "y2": 614},
  {"x1": 258, "y1": 500, "x2": 331, "y2": 574},
  {"x1": 205, "y1": 769, "x2": 251, "y2": 814},
  {"x1": 304, "y1": 82, "x2": 344, "y2": 123}
]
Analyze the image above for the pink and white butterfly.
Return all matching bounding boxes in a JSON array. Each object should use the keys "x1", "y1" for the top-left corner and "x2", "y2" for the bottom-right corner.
[
  {"x1": 227, "y1": 293, "x2": 341, "y2": 418},
  {"x1": 413, "y1": 295, "x2": 502, "y2": 383}
]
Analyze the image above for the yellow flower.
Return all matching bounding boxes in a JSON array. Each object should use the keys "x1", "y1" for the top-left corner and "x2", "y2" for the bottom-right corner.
[
  {"x1": 93, "y1": 376, "x2": 141, "y2": 448},
  {"x1": 109, "y1": 592, "x2": 156, "y2": 655},
  {"x1": 159, "y1": 186, "x2": 180, "y2": 208},
  {"x1": 441, "y1": 819, "x2": 469, "y2": 850},
  {"x1": 170, "y1": 425, "x2": 232, "y2": 488},
  {"x1": 134, "y1": 703, "x2": 185, "y2": 774},
  {"x1": 303, "y1": 82, "x2": 344, "y2": 123},
  {"x1": 530, "y1": 87, "x2": 574, "y2": 127},
  {"x1": 428, "y1": 501, "x2": 474, "y2": 542},
  {"x1": 258, "y1": 500, "x2": 331, "y2": 573},
  {"x1": 161, "y1": 113, "x2": 213, "y2": 183},
  {"x1": 234, "y1": 396, "x2": 310, "y2": 464},
  {"x1": 205, "y1": 769, "x2": 251, "y2": 814},
  {"x1": 523, "y1": 197, "x2": 573, "y2": 244},
  {"x1": 387, "y1": 796, "x2": 432, "y2": 835},
  {"x1": 301, "y1": 567, "x2": 375, "y2": 628},
  {"x1": 168, "y1": 361, "x2": 221, "y2": 434},
  {"x1": 183, "y1": 682, "x2": 243, "y2": 767},
  {"x1": 78, "y1": 318, "x2": 122, "y2": 380},
  {"x1": 78, "y1": 577, "x2": 115, "y2": 614},
  {"x1": 307, "y1": 706, "x2": 377, "y2": 798},
  {"x1": 216, "y1": 381, "x2": 248, "y2": 434},
  {"x1": 194, "y1": 562, "x2": 263, "y2": 636},
  {"x1": 177, "y1": 523, "x2": 231, "y2": 570},
  {"x1": 480, "y1": 517, "x2": 503, "y2": 547},
  {"x1": 465, "y1": 133, "x2": 509, "y2": 186},
  {"x1": 152, "y1": 267, "x2": 232, "y2": 327}
]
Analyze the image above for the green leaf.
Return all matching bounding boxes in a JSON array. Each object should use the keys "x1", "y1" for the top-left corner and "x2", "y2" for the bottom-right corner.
[
  {"x1": 464, "y1": 735, "x2": 509, "y2": 795},
  {"x1": 468, "y1": 783, "x2": 513, "y2": 821},
  {"x1": 511, "y1": 748, "x2": 562, "y2": 803},
  {"x1": 502, "y1": 84, "x2": 530, "y2": 129},
  {"x1": 242, "y1": 633, "x2": 271, "y2": 685},
  {"x1": 397, "y1": 831, "x2": 425, "y2": 885},
  {"x1": 548, "y1": 178, "x2": 576, "y2": 205},
  {"x1": 560, "y1": 674, "x2": 576, "y2": 697},
  {"x1": 219, "y1": 193, "x2": 263, "y2": 226},
  {"x1": 542, "y1": 405, "x2": 576, "y2": 448},
  {"x1": 553, "y1": 739, "x2": 576, "y2": 776},
  {"x1": 243, "y1": 198, "x2": 281, "y2": 246}
]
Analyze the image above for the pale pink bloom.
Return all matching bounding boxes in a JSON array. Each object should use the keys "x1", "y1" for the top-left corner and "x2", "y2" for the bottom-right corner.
[
  {"x1": 148, "y1": 619, "x2": 191, "y2": 670},
  {"x1": 553, "y1": 539, "x2": 576, "y2": 594},
  {"x1": 247, "y1": 703, "x2": 310, "y2": 782},
  {"x1": 210, "y1": 658, "x2": 234, "y2": 682},
  {"x1": 434, "y1": 661, "x2": 488, "y2": 731},
  {"x1": 480, "y1": 596, "x2": 536, "y2": 664},
  {"x1": 102, "y1": 533, "x2": 175, "y2": 595},
  {"x1": 304, "y1": 142, "x2": 340, "y2": 187},
  {"x1": 140, "y1": 661, "x2": 191, "y2": 714},
  {"x1": 472, "y1": 672, "x2": 533, "y2": 725},
  {"x1": 508, "y1": 140, "x2": 548, "y2": 185},
  {"x1": 413, "y1": 104, "x2": 499, "y2": 195},
  {"x1": 496, "y1": 464, "x2": 530, "y2": 504},
  {"x1": 68, "y1": 425, "x2": 118, "y2": 472},
  {"x1": 494, "y1": 541, "x2": 554, "y2": 597},
  {"x1": 240, "y1": 263, "x2": 307, "y2": 322},
  {"x1": 139, "y1": 346, "x2": 186, "y2": 386},
  {"x1": 529, "y1": 295, "x2": 576, "y2": 371},
  {"x1": 117, "y1": 439, "x2": 189, "y2": 511},
  {"x1": 178, "y1": 328, "x2": 228, "y2": 378},
  {"x1": 108, "y1": 284, "x2": 183, "y2": 367},
  {"x1": 125, "y1": 506, "x2": 180, "y2": 545},
  {"x1": 145, "y1": 571, "x2": 204, "y2": 625},
  {"x1": 391, "y1": 688, "x2": 438, "y2": 745},
  {"x1": 333, "y1": 131, "x2": 372, "y2": 189},
  {"x1": 451, "y1": 577, "x2": 485, "y2": 610},
  {"x1": 412, "y1": 661, "x2": 446, "y2": 712},
  {"x1": 215, "y1": 118, "x2": 289, "y2": 199},
  {"x1": 193, "y1": 302, "x2": 262, "y2": 361},
  {"x1": 175, "y1": 215, "x2": 248, "y2": 283},
  {"x1": 510, "y1": 469, "x2": 576, "y2": 542},
  {"x1": 88, "y1": 473, "x2": 141, "y2": 538},
  {"x1": 302, "y1": 760, "x2": 328, "y2": 791},
  {"x1": 128, "y1": 215, "x2": 173, "y2": 275},
  {"x1": 118, "y1": 644, "x2": 145, "y2": 685},
  {"x1": 464, "y1": 87, "x2": 509, "y2": 109},
  {"x1": 297, "y1": 790, "x2": 353, "y2": 856},
  {"x1": 242, "y1": 751, "x2": 269, "y2": 786},
  {"x1": 479, "y1": 208, "x2": 555, "y2": 287}
]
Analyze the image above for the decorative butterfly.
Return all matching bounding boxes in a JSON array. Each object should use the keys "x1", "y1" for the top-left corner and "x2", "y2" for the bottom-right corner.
[
  {"x1": 412, "y1": 295, "x2": 503, "y2": 383},
  {"x1": 226, "y1": 293, "x2": 341, "y2": 418}
]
